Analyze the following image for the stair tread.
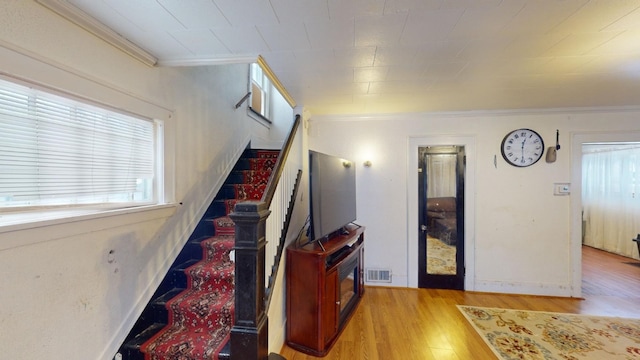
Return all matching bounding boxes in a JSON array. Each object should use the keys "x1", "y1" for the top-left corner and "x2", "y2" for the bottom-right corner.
[
  {"x1": 188, "y1": 235, "x2": 212, "y2": 244},
  {"x1": 123, "y1": 323, "x2": 165, "y2": 350},
  {"x1": 174, "y1": 259, "x2": 199, "y2": 271},
  {"x1": 153, "y1": 288, "x2": 184, "y2": 306},
  {"x1": 218, "y1": 339, "x2": 230, "y2": 360}
]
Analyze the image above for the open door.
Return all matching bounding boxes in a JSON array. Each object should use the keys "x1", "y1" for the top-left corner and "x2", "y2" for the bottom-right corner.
[{"x1": 418, "y1": 146, "x2": 465, "y2": 290}]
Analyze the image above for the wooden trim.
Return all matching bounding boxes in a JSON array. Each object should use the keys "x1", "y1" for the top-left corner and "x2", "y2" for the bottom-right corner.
[{"x1": 256, "y1": 55, "x2": 296, "y2": 108}]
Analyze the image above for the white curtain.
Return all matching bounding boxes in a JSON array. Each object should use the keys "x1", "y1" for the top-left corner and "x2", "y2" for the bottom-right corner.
[
  {"x1": 582, "y1": 144, "x2": 640, "y2": 259},
  {"x1": 427, "y1": 153, "x2": 456, "y2": 198}
]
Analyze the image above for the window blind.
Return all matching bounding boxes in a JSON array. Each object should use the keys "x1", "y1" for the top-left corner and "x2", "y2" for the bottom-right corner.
[{"x1": 0, "y1": 79, "x2": 155, "y2": 208}]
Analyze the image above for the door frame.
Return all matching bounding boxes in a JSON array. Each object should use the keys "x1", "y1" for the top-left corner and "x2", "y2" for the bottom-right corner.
[
  {"x1": 570, "y1": 130, "x2": 640, "y2": 298},
  {"x1": 407, "y1": 136, "x2": 476, "y2": 289}
]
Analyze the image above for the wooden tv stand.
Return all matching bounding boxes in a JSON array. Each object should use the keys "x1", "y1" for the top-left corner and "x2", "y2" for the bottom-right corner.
[{"x1": 286, "y1": 225, "x2": 365, "y2": 356}]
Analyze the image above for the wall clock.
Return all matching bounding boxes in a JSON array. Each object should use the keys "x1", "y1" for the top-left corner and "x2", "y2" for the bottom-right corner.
[{"x1": 500, "y1": 128, "x2": 545, "y2": 167}]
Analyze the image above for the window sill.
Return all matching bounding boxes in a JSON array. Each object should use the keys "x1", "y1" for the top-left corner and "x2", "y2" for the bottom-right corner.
[
  {"x1": 248, "y1": 107, "x2": 272, "y2": 127},
  {"x1": 0, "y1": 204, "x2": 177, "y2": 250}
]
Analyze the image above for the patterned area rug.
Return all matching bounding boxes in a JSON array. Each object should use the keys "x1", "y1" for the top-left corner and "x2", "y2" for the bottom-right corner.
[
  {"x1": 427, "y1": 236, "x2": 456, "y2": 275},
  {"x1": 458, "y1": 306, "x2": 640, "y2": 360}
]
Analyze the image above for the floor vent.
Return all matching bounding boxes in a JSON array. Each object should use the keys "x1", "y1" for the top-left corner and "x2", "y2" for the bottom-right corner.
[{"x1": 366, "y1": 268, "x2": 392, "y2": 283}]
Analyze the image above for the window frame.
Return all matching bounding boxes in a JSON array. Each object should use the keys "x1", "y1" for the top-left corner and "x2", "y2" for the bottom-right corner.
[
  {"x1": 248, "y1": 62, "x2": 274, "y2": 125},
  {"x1": 0, "y1": 75, "x2": 167, "y2": 227}
]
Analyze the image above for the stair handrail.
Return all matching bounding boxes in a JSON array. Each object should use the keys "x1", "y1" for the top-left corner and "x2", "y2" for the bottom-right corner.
[
  {"x1": 229, "y1": 114, "x2": 302, "y2": 360},
  {"x1": 261, "y1": 114, "x2": 301, "y2": 206}
]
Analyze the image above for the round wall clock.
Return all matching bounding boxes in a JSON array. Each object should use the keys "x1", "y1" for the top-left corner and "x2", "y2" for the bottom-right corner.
[{"x1": 501, "y1": 128, "x2": 545, "y2": 167}]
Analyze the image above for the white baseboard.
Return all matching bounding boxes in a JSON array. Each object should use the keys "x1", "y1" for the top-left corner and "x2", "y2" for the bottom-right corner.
[{"x1": 474, "y1": 280, "x2": 574, "y2": 297}]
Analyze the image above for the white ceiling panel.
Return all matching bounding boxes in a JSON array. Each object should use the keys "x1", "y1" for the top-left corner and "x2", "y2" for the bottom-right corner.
[
  {"x1": 544, "y1": 31, "x2": 624, "y2": 57},
  {"x1": 53, "y1": 0, "x2": 640, "y2": 115},
  {"x1": 96, "y1": 0, "x2": 186, "y2": 32},
  {"x1": 550, "y1": 0, "x2": 640, "y2": 35},
  {"x1": 257, "y1": 22, "x2": 310, "y2": 52},
  {"x1": 213, "y1": 0, "x2": 279, "y2": 27},
  {"x1": 587, "y1": 29, "x2": 640, "y2": 55},
  {"x1": 383, "y1": 0, "x2": 442, "y2": 14},
  {"x1": 355, "y1": 13, "x2": 408, "y2": 47},
  {"x1": 157, "y1": 0, "x2": 229, "y2": 28},
  {"x1": 290, "y1": 49, "x2": 334, "y2": 72},
  {"x1": 603, "y1": 5, "x2": 640, "y2": 31},
  {"x1": 500, "y1": 0, "x2": 589, "y2": 36},
  {"x1": 333, "y1": 47, "x2": 377, "y2": 68},
  {"x1": 401, "y1": 9, "x2": 464, "y2": 44},
  {"x1": 210, "y1": 26, "x2": 268, "y2": 54},
  {"x1": 354, "y1": 67, "x2": 389, "y2": 82},
  {"x1": 305, "y1": 18, "x2": 355, "y2": 49},
  {"x1": 448, "y1": 1, "x2": 525, "y2": 39},
  {"x1": 269, "y1": 0, "x2": 329, "y2": 23},
  {"x1": 373, "y1": 46, "x2": 419, "y2": 66},
  {"x1": 327, "y1": 0, "x2": 386, "y2": 19},
  {"x1": 386, "y1": 65, "x2": 426, "y2": 81},
  {"x1": 422, "y1": 61, "x2": 468, "y2": 80},
  {"x1": 440, "y1": 0, "x2": 504, "y2": 10},
  {"x1": 412, "y1": 41, "x2": 467, "y2": 63},
  {"x1": 170, "y1": 29, "x2": 230, "y2": 56}
]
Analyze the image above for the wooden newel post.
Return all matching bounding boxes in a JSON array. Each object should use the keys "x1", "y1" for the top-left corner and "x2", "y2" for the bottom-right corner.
[{"x1": 229, "y1": 201, "x2": 271, "y2": 360}]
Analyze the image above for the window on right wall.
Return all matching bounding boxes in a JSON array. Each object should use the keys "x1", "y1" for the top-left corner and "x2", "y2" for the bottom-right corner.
[{"x1": 249, "y1": 62, "x2": 273, "y2": 123}]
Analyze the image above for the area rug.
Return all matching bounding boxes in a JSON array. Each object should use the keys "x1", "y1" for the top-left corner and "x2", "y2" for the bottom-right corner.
[
  {"x1": 427, "y1": 236, "x2": 456, "y2": 275},
  {"x1": 458, "y1": 306, "x2": 640, "y2": 360}
]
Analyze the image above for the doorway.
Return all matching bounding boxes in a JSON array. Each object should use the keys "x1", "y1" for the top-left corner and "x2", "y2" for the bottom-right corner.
[
  {"x1": 570, "y1": 132, "x2": 640, "y2": 298},
  {"x1": 418, "y1": 146, "x2": 465, "y2": 289}
]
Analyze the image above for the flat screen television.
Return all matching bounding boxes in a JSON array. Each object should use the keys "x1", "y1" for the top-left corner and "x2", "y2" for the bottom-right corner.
[{"x1": 308, "y1": 150, "x2": 357, "y2": 241}]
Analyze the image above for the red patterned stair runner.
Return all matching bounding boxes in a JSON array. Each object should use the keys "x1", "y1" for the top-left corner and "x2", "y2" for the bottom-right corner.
[{"x1": 140, "y1": 150, "x2": 279, "y2": 360}]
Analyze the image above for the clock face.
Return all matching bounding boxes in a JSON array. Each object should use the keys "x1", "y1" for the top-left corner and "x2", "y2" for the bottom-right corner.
[{"x1": 501, "y1": 128, "x2": 545, "y2": 167}]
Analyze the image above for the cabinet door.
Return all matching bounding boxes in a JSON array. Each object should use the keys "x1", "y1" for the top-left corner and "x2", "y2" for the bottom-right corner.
[{"x1": 323, "y1": 269, "x2": 338, "y2": 344}]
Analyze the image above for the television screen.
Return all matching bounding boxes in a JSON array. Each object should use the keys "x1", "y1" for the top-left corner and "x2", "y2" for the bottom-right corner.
[{"x1": 309, "y1": 150, "x2": 357, "y2": 241}]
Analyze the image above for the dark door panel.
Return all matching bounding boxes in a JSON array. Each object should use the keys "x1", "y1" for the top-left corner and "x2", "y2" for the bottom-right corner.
[{"x1": 418, "y1": 146, "x2": 465, "y2": 290}]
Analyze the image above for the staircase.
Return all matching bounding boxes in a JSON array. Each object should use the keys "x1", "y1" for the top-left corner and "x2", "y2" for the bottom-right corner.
[{"x1": 118, "y1": 148, "x2": 279, "y2": 360}]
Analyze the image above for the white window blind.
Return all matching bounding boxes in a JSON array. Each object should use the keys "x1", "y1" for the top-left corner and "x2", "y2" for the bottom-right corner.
[{"x1": 0, "y1": 79, "x2": 156, "y2": 208}]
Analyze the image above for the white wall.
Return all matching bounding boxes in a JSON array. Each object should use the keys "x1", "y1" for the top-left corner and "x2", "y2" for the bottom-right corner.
[
  {"x1": 0, "y1": 2, "x2": 265, "y2": 359},
  {"x1": 309, "y1": 109, "x2": 640, "y2": 298}
]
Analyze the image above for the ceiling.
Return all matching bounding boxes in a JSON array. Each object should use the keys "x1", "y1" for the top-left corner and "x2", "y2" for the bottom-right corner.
[{"x1": 57, "y1": 0, "x2": 640, "y2": 116}]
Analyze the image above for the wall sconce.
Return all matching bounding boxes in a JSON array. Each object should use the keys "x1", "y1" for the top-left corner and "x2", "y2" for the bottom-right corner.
[
  {"x1": 363, "y1": 160, "x2": 372, "y2": 168},
  {"x1": 342, "y1": 161, "x2": 352, "y2": 168}
]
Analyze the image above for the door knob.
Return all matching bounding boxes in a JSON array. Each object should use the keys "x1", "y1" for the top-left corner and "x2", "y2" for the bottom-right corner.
[{"x1": 420, "y1": 225, "x2": 427, "y2": 231}]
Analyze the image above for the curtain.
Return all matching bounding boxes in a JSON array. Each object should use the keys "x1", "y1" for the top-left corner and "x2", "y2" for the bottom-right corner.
[
  {"x1": 426, "y1": 153, "x2": 456, "y2": 198},
  {"x1": 582, "y1": 144, "x2": 640, "y2": 259}
]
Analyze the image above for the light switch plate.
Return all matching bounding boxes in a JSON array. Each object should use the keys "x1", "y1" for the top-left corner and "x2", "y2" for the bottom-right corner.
[{"x1": 554, "y1": 183, "x2": 570, "y2": 195}]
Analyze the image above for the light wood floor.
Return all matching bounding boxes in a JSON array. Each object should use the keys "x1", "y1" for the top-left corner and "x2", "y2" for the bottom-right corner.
[{"x1": 279, "y1": 245, "x2": 640, "y2": 360}]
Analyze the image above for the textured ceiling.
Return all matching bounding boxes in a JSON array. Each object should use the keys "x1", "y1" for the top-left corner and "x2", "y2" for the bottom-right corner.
[{"x1": 64, "y1": 0, "x2": 640, "y2": 115}]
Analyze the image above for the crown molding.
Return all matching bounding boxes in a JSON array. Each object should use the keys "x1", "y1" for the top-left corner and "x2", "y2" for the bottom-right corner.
[
  {"x1": 35, "y1": 0, "x2": 158, "y2": 67},
  {"x1": 158, "y1": 56, "x2": 258, "y2": 67}
]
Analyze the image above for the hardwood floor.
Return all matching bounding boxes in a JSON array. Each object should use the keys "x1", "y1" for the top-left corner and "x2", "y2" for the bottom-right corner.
[{"x1": 279, "y1": 245, "x2": 640, "y2": 360}]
